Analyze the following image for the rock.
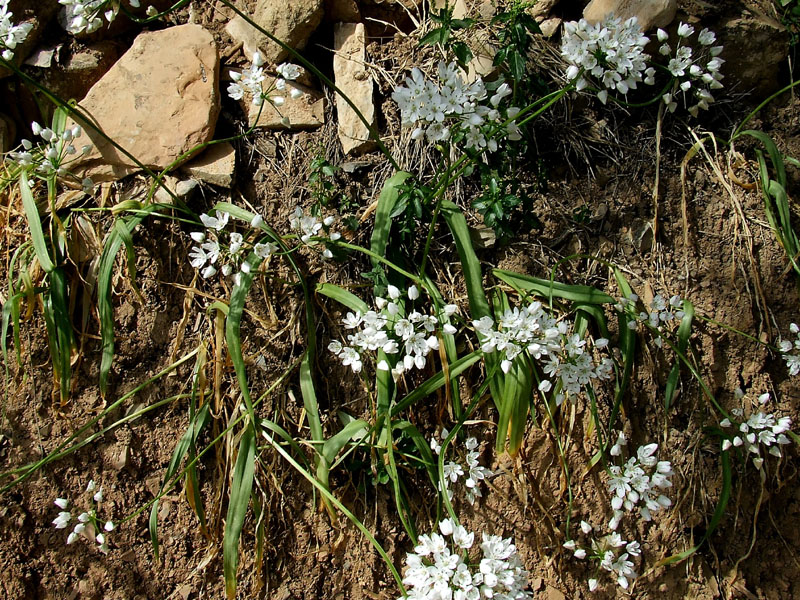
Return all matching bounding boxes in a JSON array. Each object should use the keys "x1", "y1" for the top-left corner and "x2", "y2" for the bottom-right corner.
[
  {"x1": 431, "y1": 0, "x2": 467, "y2": 19},
  {"x1": 181, "y1": 142, "x2": 236, "y2": 187},
  {"x1": 538, "y1": 17, "x2": 562, "y2": 38},
  {"x1": 528, "y1": 0, "x2": 559, "y2": 18},
  {"x1": 0, "y1": 113, "x2": 14, "y2": 153},
  {"x1": 154, "y1": 175, "x2": 198, "y2": 203},
  {"x1": 247, "y1": 81, "x2": 325, "y2": 130},
  {"x1": 23, "y1": 45, "x2": 59, "y2": 68},
  {"x1": 465, "y1": 30, "x2": 496, "y2": 83},
  {"x1": 0, "y1": 0, "x2": 60, "y2": 78},
  {"x1": 225, "y1": 0, "x2": 324, "y2": 64},
  {"x1": 583, "y1": 0, "x2": 677, "y2": 31},
  {"x1": 544, "y1": 585, "x2": 566, "y2": 600},
  {"x1": 69, "y1": 24, "x2": 220, "y2": 182},
  {"x1": 39, "y1": 42, "x2": 122, "y2": 102},
  {"x1": 325, "y1": 0, "x2": 360, "y2": 22},
  {"x1": 719, "y1": 15, "x2": 789, "y2": 98},
  {"x1": 334, "y1": 23, "x2": 375, "y2": 154}
]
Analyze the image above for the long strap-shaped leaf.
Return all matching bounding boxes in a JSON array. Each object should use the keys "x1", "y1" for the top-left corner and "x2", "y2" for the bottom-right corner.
[
  {"x1": 223, "y1": 427, "x2": 257, "y2": 599},
  {"x1": 369, "y1": 171, "x2": 412, "y2": 273}
]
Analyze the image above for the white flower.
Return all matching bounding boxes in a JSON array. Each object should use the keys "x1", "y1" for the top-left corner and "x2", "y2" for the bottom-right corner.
[
  {"x1": 200, "y1": 212, "x2": 229, "y2": 231},
  {"x1": 677, "y1": 22, "x2": 694, "y2": 38},
  {"x1": 53, "y1": 511, "x2": 72, "y2": 529},
  {"x1": 54, "y1": 498, "x2": 69, "y2": 510},
  {"x1": 254, "y1": 242, "x2": 278, "y2": 259},
  {"x1": 276, "y1": 63, "x2": 301, "y2": 80}
]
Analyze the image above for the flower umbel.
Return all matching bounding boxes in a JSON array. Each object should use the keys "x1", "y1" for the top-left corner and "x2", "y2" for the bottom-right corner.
[
  {"x1": 400, "y1": 520, "x2": 531, "y2": 600},
  {"x1": 0, "y1": 0, "x2": 33, "y2": 61}
]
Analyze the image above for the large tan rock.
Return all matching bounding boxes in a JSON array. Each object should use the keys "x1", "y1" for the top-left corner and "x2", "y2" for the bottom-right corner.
[
  {"x1": 225, "y1": 0, "x2": 323, "y2": 64},
  {"x1": 333, "y1": 23, "x2": 375, "y2": 154},
  {"x1": 246, "y1": 80, "x2": 325, "y2": 130},
  {"x1": 182, "y1": 142, "x2": 236, "y2": 187},
  {"x1": 583, "y1": 0, "x2": 676, "y2": 31},
  {"x1": 69, "y1": 24, "x2": 220, "y2": 182}
]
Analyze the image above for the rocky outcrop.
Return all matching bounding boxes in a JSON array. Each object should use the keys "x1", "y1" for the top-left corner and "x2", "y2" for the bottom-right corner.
[
  {"x1": 69, "y1": 24, "x2": 220, "y2": 182},
  {"x1": 182, "y1": 142, "x2": 236, "y2": 188},
  {"x1": 583, "y1": 0, "x2": 677, "y2": 31},
  {"x1": 225, "y1": 0, "x2": 323, "y2": 64},
  {"x1": 333, "y1": 23, "x2": 375, "y2": 154}
]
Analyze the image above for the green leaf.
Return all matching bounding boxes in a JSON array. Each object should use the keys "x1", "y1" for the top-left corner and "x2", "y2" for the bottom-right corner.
[
  {"x1": 508, "y1": 50, "x2": 526, "y2": 82},
  {"x1": 393, "y1": 420, "x2": 439, "y2": 488},
  {"x1": 442, "y1": 202, "x2": 490, "y2": 318},
  {"x1": 316, "y1": 283, "x2": 369, "y2": 314},
  {"x1": 370, "y1": 171, "x2": 413, "y2": 273},
  {"x1": 493, "y1": 269, "x2": 615, "y2": 304},
  {"x1": 664, "y1": 300, "x2": 695, "y2": 412},
  {"x1": 391, "y1": 350, "x2": 482, "y2": 417},
  {"x1": 453, "y1": 42, "x2": 473, "y2": 67},
  {"x1": 19, "y1": 172, "x2": 54, "y2": 273},
  {"x1": 223, "y1": 428, "x2": 257, "y2": 599},
  {"x1": 419, "y1": 27, "x2": 446, "y2": 46}
]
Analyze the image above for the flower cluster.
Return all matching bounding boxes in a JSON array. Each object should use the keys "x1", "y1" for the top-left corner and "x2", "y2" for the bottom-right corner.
[
  {"x1": 720, "y1": 410, "x2": 792, "y2": 470},
  {"x1": 0, "y1": 0, "x2": 33, "y2": 61},
  {"x1": 288, "y1": 206, "x2": 339, "y2": 258},
  {"x1": 606, "y1": 434, "x2": 673, "y2": 529},
  {"x1": 561, "y1": 16, "x2": 724, "y2": 116},
  {"x1": 564, "y1": 522, "x2": 640, "y2": 591},
  {"x1": 473, "y1": 302, "x2": 613, "y2": 404},
  {"x1": 400, "y1": 519, "x2": 532, "y2": 600},
  {"x1": 472, "y1": 302, "x2": 561, "y2": 374},
  {"x1": 432, "y1": 432, "x2": 492, "y2": 505},
  {"x1": 227, "y1": 52, "x2": 303, "y2": 108},
  {"x1": 561, "y1": 15, "x2": 651, "y2": 104},
  {"x1": 658, "y1": 23, "x2": 724, "y2": 116},
  {"x1": 617, "y1": 293, "x2": 685, "y2": 347},
  {"x1": 779, "y1": 323, "x2": 800, "y2": 376},
  {"x1": 52, "y1": 480, "x2": 115, "y2": 553},
  {"x1": 5, "y1": 121, "x2": 93, "y2": 189},
  {"x1": 329, "y1": 285, "x2": 456, "y2": 379},
  {"x1": 392, "y1": 61, "x2": 521, "y2": 151},
  {"x1": 188, "y1": 211, "x2": 277, "y2": 283}
]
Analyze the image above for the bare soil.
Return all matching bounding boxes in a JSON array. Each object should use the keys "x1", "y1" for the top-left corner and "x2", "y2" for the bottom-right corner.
[{"x1": 2, "y1": 1, "x2": 800, "y2": 599}]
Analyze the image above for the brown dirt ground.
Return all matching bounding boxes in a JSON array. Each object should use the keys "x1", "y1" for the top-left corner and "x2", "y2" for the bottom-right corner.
[{"x1": 2, "y1": 1, "x2": 800, "y2": 599}]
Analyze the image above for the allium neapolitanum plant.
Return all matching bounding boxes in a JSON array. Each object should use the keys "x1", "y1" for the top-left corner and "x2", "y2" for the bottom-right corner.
[{"x1": 3, "y1": 3, "x2": 800, "y2": 599}]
